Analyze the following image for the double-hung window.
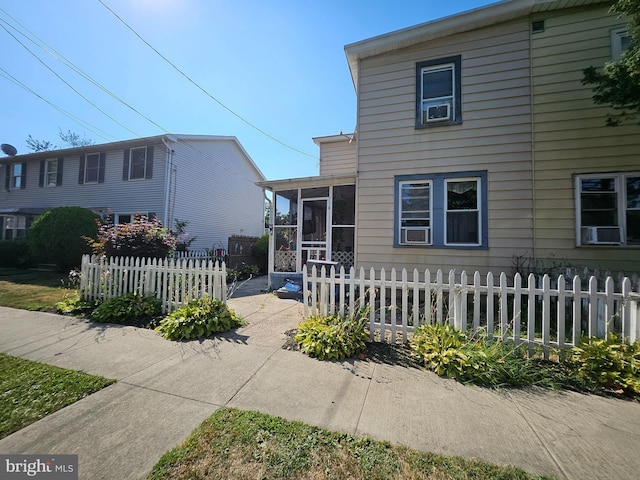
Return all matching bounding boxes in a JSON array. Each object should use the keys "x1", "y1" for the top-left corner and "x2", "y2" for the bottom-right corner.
[
  {"x1": 576, "y1": 173, "x2": 640, "y2": 246},
  {"x1": 123, "y1": 146, "x2": 154, "y2": 181},
  {"x1": 396, "y1": 171, "x2": 487, "y2": 249},
  {"x1": 84, "y1": 153, "x2": 100, "y2": 184},
  {"x1": 416, "y1": 56, "x2": 462, "y2": 127},
  {"x1": 6, "y1": 163, "x2": 26, "y2": 190},
  {"x1": 44, "y1": 159, "x2": 58, "y2": 186}
]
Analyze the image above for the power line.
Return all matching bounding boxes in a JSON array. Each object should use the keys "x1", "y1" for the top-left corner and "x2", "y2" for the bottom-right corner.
[
  {"x1": 0, "y1": 66, "x2": 115, "y2": 142},
  {"x1": 0, "y1": 21, "x2": 142, "y2": 138},
  {"x1": 97, "y1": 0, "x2": 318, "y2": 160},
  {"x1": 0, "y1": 8, "x2": 170, "y2": 134}
]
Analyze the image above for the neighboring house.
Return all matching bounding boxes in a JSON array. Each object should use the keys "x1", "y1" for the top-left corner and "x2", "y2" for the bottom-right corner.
[
  {"x1": 0, "y1": 134, "x2": 266, "y2": 251},
  {"x1": 259, "y1": 0, "x2": 640, "y2": 288}
]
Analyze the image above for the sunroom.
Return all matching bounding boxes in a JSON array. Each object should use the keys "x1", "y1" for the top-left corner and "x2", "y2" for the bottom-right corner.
[{"x1": 258, "y1": 174, "x2": 356, "y2": 290}]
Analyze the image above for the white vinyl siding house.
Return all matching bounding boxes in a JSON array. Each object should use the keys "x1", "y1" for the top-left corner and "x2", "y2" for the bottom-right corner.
[
  {"x1": 531, "y1": 4, "x2": 640, "y2": 272},
  {"x1": 0, "y1": 134, "x2": 265, "y2": 250}
]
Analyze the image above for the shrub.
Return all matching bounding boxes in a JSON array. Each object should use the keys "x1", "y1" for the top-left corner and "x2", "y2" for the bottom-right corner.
[
  {"x1": 0, "y1": 240, "x2": 31, "y2": 268},
  {"x1": 227, "y1": 263, "x2": 260, "y2": 282},
  {"x1": 410, "y1": 324, "x2": 476, "y2": 379},
  {"x1": 155, "y1": 297, "x2": 241, "y2": 340},
  {"x1": 88, "y1": 213, "x2": 177, "y2": 259},
  {"x1": 295, "y1": 310, "x2": 368, "y2": 361},
  {"x1": 55, "y1": 295, "x2": 100, "y2": 317},
  {"x1": 27, "y1": 207, "x2": 99, "y2": 271},
  {"x1": 90, "y1": 293, "x2": 162, "y2": 327},
  {"x1": 569, "y1": 335, "x2": 640, "y2": 396}
]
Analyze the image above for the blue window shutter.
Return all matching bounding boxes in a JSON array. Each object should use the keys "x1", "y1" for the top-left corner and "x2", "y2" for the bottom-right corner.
[
  {"x1": 57, "y1": 158, "x2": 64, "y2": 186},
  {"x1": 78, "y1": 155, "x2": 85, "y2": 184},
  {"x1": 98, "y1": 153, "x2": 106, "y2": 183},
  {"x1": 39, "y1": 160, "x2": 45, "y2": 187},
  {"x1": 145, "y1": 146, "x2": 154, "y2": 179},
  {"x1": 123, "y1": 149, "x2": 130, "y2": 181},
  {"x1": 20, "y1": 162, "x2": 27, "y2": 189}
]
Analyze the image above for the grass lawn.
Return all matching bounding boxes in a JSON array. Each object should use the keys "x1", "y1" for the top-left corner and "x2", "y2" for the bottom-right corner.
[
  {"x1": 0, "y1": 268, "x2": 75, "y2": 311},
  {"x1": 147, "y1": 408, "x2": 553, "y2": 480},
  {"x1": 0, "y1": 353, "x2": 115, "y2": 439}
]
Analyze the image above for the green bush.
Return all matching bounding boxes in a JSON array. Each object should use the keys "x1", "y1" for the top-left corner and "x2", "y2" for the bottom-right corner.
[
  {"x1": 569, "y1": 335, "x2": 640, "y2": 396},
  {"x1": 90, "y1": 293, "x2": 162, "y2": 327},
  {"x1": 410, "y1": 324, "x2": 476, "y2": 379},
  {"x1": 295, "y1": 310, "x2": 368, "y2": 360},
  {"x1": 0, "y1": 240, "x2": 31, "y2": 268},
  {"x1": 227, "y1": 263, "x2": 260, "y2": 282},
  {"x1": 27, "y1": 207, "x2": 99, "y2": 271},
  {"x1": 55, "y1": 295, "x2": 100, "y2": 317},
  {"x1": 155, "y1": 296, "x2": 241, "y2": 340}
]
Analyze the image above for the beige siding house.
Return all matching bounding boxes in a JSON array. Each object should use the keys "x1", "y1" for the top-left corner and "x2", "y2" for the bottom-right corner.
[
  {"x1": 259, "y1": 0, "x2": 640, "y2": 287},
  {"x1": 0, "y1": 134, "x2": 266, "y2": 252}
]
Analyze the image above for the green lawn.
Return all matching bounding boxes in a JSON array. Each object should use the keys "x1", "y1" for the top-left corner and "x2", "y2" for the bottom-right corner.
[
  {"x1": 0, "y1": 268, "x2": 75, "y2": 310},
  {"x1": 147, "y1": 408, "x2": 553, "y2": 480},
  {"x1": 0, "y1": 353, "x2": 115, "y2": 439}
]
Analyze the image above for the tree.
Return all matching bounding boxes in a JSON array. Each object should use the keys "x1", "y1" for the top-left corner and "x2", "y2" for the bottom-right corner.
[
  {"x1": 582, "y1": 0, "x2": 640, "y2": 125},
  {"x1": 27, "y1": 207, "x2": 100, "y2": 271},
  {"x1": 173, "y1": 218, "x2": 197, "y2": 252},
  {"x1": 88, "y1": 213, "x2": 177, "y2": 259},
  {"x1": 25, "y1": 128, "x2": 95, "y2": 152}
]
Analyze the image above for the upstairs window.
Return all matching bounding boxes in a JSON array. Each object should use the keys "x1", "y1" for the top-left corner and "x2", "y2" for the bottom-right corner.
[
  {"x1": 416, "y1": 56, "x2": 462, "y2": 128},
  {"x1": 123, "y1": 146, "x2": 154, "y2": 181},
  {"x1": 40, "y1": 158, "x2": 63, "y2": 187},
  {"x1": 611, "y1": 28, "x2": 631, "y2": 60},
  {"x1": 78, "y1": 153, "x2": 105, "y2": 184},
  {"x1": 5, "y1": 162, "x2": 26, "y2": 190},
  {"x1": 576, "y1": 173, "x2": 640, "y2": 246}
]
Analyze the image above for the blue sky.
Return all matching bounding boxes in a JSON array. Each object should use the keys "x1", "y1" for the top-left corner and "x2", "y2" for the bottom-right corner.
[{"x1": 0, "y1": 0, "x2": 495, "y2": 180}]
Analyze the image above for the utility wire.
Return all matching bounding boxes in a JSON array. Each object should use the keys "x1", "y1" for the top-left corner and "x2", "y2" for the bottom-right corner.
[
  {"x1": 0, "y1": 66, "x2": 114, "y2": 142},
  {"x1": 0, "y1": 8, "x2": 170, "y2": 134},
  {"x1": 97, "y1": 0, "x2": 318, "y2": 160},
  {"x1": 0, "y1": 22, "x2": 142, "y2": 138}
]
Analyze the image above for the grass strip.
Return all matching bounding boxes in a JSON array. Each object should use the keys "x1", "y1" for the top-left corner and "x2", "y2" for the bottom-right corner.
[
  {"x1": 147, "y1": 407, "x2": 553, "y2": 480},
  {"x1": 0, "y1": 353, "x2": 115, "y2": 439}
]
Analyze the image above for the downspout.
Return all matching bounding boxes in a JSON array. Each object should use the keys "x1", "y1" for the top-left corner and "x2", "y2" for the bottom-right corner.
[{"x1": 162, "y1": 137, "x2": 174, "y2": 229}]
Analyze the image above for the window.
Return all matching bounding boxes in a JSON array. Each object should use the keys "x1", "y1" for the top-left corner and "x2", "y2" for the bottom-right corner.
[
  {"x1": 40, "y1": 158, "x2": 63, "y2": 187},
  {"x1": 396, "y1": 171, "x2": 487, "y2": 249},
  {"x1": 576, "y1": 173, "x2": 640, "y2": 246},
  {"x1": 416, "y1": 56, "x2": 462, "y2": 128},
  {"x1": 1, "y1": 215, "x2": 29, "y2": 240},
  {"x1": 123, "y1": 146, "x2": 154, "y2": 181},
  {"x1": 611, "y1": 28, "x2": 631, "y2": 60},
  {"x1": 78, "y1": 153, "x2": 105, "y2": 184},
  {"x1": 5, "y1": 163, "x2": 26, "y2": 190}
]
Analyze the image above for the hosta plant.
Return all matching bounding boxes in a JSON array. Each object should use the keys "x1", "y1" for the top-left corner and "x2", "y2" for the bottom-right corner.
[
  {"x1": 295, "y1": 309, "x2": 368, "y2": 361},
  {"x1": 90, "y1": 293, "x2": 162, "y2": 327},
  {"x1": 410, "y1": 323, "x2": 477, "y2": 379},
  {"x1": 155, "y1": 296, "x2": 241, "y2": 340}
]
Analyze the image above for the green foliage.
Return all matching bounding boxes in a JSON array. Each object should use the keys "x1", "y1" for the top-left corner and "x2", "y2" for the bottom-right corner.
[
  {"x1": 295, "y1": 310, "x2": 368, "y2": 360},
  {"x1": 228, "y1": 263, "x2": 260, "y2": 282},
  {"x1": 253, "y1": 233, "x2": 269, "y2": 256},
  {"x1": 0, "y1": 240, "x2": 31, "y2": 268},
  {"x1": 582, "y1": 0, "x2": 640, "y2": 125},
  {"x1": 27, "y1": 207, "x2": 99, "y2": 271},
  {"x1": 88, "y1": 213, "x2": 177, "y2": 259},
  {"x1": 411, "y1": 324, "x2": 477, "y2": 379},
  {"x1": 155, "y1": 296, "x2": 241, "y2": 340},
  {"x1": 90, "y1": 293, "x2": 162, "y2": 326},
  {"x1": 172, "y1": 218, "x2": 197, "y2": 252},
  {"x1": 55, "y1": 295, "x2": 99, "y2": 317},
  {"x1": 569, "y1": 335, "x2": 640, "y2": 396}
]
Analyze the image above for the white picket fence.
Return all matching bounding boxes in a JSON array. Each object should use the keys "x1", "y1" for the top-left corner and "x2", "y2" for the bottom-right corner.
[
  {"x1": 303, "y1": 265, "x2": 640, "y2": 354},
  {"x1": 79, "y1": 254, "x2": 227, "y2": 313}
]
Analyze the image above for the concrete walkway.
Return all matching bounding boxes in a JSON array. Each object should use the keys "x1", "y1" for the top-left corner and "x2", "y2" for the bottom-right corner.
[{"x1": 1, "y1": 276, "x2": 639, "y2": 480}]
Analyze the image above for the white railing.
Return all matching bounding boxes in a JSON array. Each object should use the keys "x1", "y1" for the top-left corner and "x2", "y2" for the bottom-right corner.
[
  {"x1": 303, "y1": 265, "x2": 640, "y2": 354},
  {"x1": 80, "y1": 254, "x2": 227, "y2": 313}
]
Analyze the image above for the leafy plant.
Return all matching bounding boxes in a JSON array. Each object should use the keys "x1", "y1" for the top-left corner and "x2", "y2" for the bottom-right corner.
[
  {"x1": 87, "y1": 213, "x2": 177, "y2": 259},
  {"x1": 55, "y1": 294, "x2": 100, "y2": 317},
  {"x1": 295, "y1": 309, "x2": 368, "y2": 360},
  {"x1": 410, "y1": 323, "x2": 476, "y2": 378},
  {"x1": 27, "y1": 206, "x2": 100, "y2": 271},
  {"x1": 569, "y1": 334, "x2": 640, "y2": 396},
  {"x1": 0, "y1": 240, "x2": 31, "y2": 268},
  {"x1": 155, "y1": 296, "x2": 241, "y2": 340},
  {"x1": 227, "y1": 263, "x2": 260, "y2": 282},
  {"x1": 90, "y1": 293, "x2": 162, "y2": 326}
]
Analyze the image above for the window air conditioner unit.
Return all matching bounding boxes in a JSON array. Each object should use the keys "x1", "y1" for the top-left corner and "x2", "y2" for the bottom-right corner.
[
  {"x1": 581, "y1": 226, "x2": 622, "y2": 245},
  {"x1": 424, "y1": 103, "x2": 451, "y2": 123},
  {"x1": 402, "y1": 227, "x2": 430, "y2": 244}
]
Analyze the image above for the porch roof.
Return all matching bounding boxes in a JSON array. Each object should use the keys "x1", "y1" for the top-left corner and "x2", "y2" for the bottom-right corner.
[{"x1": 256, "y1": 173, "x2": 356, "y2": 191}]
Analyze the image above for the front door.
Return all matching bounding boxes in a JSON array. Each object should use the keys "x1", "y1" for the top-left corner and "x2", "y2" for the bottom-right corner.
[{"x1": 300, "y1": 198, "x2": 328, "y2": 266}]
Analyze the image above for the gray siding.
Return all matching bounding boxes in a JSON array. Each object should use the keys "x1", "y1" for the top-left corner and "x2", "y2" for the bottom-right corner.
[{"x1": 355, "y1": 19, "x2": 533, "y2": 275}]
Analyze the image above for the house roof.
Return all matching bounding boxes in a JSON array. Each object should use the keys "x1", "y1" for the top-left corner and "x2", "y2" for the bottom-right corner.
[
  {"x1": 257, "y1": 173, "x2": 356, "y2": 191},
  {"x1": 1, "y1": 134, "x2": 265, "y2": 181},
  {"x1": 344, "y1": 0, "x2": 611, "y2": 89}
]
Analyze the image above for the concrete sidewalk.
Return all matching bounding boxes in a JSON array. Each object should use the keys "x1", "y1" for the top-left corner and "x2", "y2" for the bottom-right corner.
[{"x1": 1, "y1": 276, "x2": 639, "y2": 479}]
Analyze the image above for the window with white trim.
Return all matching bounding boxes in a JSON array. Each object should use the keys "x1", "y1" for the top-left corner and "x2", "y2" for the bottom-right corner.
[
  {"x1": 7, "y1": 163, "x2": 25, "y2": 189},
  {"x1": 416, "y1": 56, "x2": 462, "y2": 128},
  {"x1": 611, "y1": 28, "x2": 631, "y2": 60},
  {"x1": 44, "y1": 159, "x2": 58, "y2": 187},
  {"x1": 396, "y1": 171, "x2": 487, "y2": 249},
  {"x1": 576, "y1": 173, "x2": 640, "y2": 246},
  {"x1": 84, "y1": 153, "x2": 100, "y2": 184}
]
